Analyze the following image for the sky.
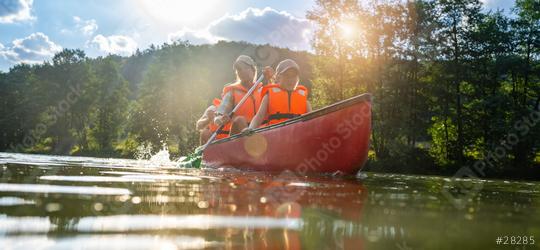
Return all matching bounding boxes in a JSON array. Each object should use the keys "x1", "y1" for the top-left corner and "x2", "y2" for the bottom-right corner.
[{"x1": 0, "y1": 0, "x2": 515, "y2": 72}]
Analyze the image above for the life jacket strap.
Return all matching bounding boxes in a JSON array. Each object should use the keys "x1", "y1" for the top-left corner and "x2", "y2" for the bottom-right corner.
[
  {"x1": 263, "y1": 113, "x2": 301, "y2": 124},
  {"x1": 217, "y1": 129, "x2": 229, "y2": 135}
]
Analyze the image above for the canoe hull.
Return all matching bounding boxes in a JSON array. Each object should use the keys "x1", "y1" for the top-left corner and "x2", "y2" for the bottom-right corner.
[{"x1": 203, "y1": 94, "x2": 372, "y2": 174}]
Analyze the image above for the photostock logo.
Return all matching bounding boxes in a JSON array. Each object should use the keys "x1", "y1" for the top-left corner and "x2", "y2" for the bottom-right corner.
[
  {"x1": 442, "y1": 109, "x2": 540, "y2": 209},
  {"x1": 0, "y1": 81, "x2": 89, "y2": 191},
  {"x1": 263, "y1": 103, "x2": 371, "y2": 207},
  {"x1": 8, "y1": 82, "x2": 84, "y2": 154},
  {"x1": 263, "y1": 170, "x2": 305, "y2": 204},
  {"x1": 441, "y1": 166, "x2": 484, "y2": 210}
]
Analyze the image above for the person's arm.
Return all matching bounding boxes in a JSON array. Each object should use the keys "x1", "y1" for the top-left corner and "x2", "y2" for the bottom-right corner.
[
  {"x1": 307, "y1": 101, "x2": 312, "y2": 112},
  {"x1": 214, "y1": 91, "x2": 234, "y2": 126},
  {"x1": 196, "y1": 114, "x2": 209, "y2": 131},
  {"x1": 248, "y1": 94, "x2": 269, "y2": 129},
  {"x1": 196, "y1": 106, "x2": 214, "y2": 131}
]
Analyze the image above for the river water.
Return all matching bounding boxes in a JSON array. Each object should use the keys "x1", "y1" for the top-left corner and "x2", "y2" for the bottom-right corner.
[{"x1": 0, "y1": 152, "x2": 538, "y2": 249}]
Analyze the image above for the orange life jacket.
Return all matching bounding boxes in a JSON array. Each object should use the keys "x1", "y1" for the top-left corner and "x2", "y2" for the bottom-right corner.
[
  {"x1": 261, "y1": 84, "x2": 308, "y2": 126},
  {"x1": 221, "y1": 82, "x2": 263, "y2": 123},
  {"x1": 208, "y1": 98, "x2": 229, "y2": 139}
]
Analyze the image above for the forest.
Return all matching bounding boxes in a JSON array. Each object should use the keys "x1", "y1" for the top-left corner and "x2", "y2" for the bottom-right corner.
[{"x1": 1, "y1": 0, "x2": 539, "y2": 179}]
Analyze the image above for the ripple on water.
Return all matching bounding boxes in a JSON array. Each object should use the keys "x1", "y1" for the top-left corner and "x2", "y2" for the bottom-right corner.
[
  {"x1": 119, "y1": 174, "x2": 202, "y2": 182},
  {"x1": 75, "y1": 215, "x2": 302, "y2": 232},
  {"x1": 0, "y1": 235, "x2": 221, "y2": 249},
  {"x1": 0, "y1": 183, "x2": 131, "y2": 195},
  {"x1": 0, "y1": 197, "x2": 35, "y2": 206},
  {"x1": 39, "y1": 175, "x2": 155, "y2": 183},
  {"x1": 98, "y1": 171, "x2": 146, "y2": 175},
  {"x1": 0, "y1": 215, "x2": 302, "y2": 234}
]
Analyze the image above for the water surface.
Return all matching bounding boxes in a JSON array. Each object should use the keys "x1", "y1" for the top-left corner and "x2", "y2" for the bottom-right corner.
[{"x1": 0, "y1": 152, "x2": 539, "y2": 249}]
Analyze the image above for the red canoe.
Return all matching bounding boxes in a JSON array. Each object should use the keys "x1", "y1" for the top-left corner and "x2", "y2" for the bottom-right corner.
[{"x1": 203, "y1": 93, "x2": 372, "y2": 174}]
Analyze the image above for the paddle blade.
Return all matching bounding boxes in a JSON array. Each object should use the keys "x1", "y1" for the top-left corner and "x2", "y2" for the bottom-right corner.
[{"x1": 178, "y1": 148, "x2": 203, "y2": 168}]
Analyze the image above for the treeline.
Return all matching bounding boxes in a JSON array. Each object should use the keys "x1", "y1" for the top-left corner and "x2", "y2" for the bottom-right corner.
[
  {"x1": 308, "y1": 0, "x2": 540, "y2": 178},
  {"x1": 0, "y1": 0, "x2": 539, "y2": 179},
  {"x1": 0, "y1": 41, "x2": 313, "y2": 157}
]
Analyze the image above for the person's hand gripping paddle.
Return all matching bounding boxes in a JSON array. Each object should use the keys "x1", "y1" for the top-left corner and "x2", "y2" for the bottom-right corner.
[{"x1": 179, "y1": 73, "x2": 265, "y2": 168}]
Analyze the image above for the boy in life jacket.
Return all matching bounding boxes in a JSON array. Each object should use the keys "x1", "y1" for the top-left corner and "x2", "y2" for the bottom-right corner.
[
  {"x1": 247, "y1": 59, "x2": 312, "y2": 129},
  {"x1": 196, "y1": 98, "x2": 227, "y2": 144},
  {"x1": 214, "y1": 55, "x2": 263, "y2": 136}
]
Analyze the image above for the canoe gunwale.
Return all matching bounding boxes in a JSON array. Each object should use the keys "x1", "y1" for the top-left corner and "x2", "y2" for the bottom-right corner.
[{"x1": 209, "y1": 93, "x2": 372, "y2": 145}]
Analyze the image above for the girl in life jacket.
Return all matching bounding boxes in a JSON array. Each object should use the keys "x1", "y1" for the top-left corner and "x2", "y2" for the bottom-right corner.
[
  {"x1": 196, "y1": 98, "x2": 227, "y2": 144},
  {"x1": 214, "y1": 55, "x2": 263, "y2": 136},
  {"x1": 247, "y1": 59, "x2": 312, "y2": 130}
]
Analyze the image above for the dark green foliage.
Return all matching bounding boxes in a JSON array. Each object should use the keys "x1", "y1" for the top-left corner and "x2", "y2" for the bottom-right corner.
[{"x1": 308, "y1": 0, "x2": 540, "y2": 179}]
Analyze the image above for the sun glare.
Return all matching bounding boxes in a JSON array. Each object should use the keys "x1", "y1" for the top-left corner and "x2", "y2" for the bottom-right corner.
[
  {"x1": 338, "y1": 22, "x2": 356, "y2": 40},
  {"x1": 138, "y1": 0, "x2": 219, "y2": 25}
]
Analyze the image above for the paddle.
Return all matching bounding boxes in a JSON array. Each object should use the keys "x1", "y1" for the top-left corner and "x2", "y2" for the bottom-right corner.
[{"x1": 179, "y1": 73, "x2": 265, "y2": 168}]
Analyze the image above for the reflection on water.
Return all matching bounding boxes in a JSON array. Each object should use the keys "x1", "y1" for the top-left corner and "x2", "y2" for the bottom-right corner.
[
  {"x1": 0, "y1": 235, "x2": 220, "y2": 250},
  {"x1": 0, "y1": 197, "x2": 35, "y2": 206},
  {"x1": 0, "y1": 215, "x2": 301, "y2": 233},
  {"x1": 39, "y1": 175, "x2": 156, "y2": 183},
  {"x1": 0, "y1": 183, "x2": 131, "y2": 195},
  {"x1": 0, "y1": 152, "x2": 539, "y2": 250}
]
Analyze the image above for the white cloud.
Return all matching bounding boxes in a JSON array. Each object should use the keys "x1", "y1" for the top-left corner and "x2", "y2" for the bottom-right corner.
[
  {"x1": 90, "y1": 34, "x2": 137, "y2": 56},
  {"x1": 168, "y1": 7, "x2": 313, "y2": 51},
  {"x1": 168, "y1": 28, "x2": 221, "y2": 45},
  {"x1": 73, "y1": 16, "x2": 98, "y2": 36},
  {"x1": 0, "y1": 0, "x2": 34, "y2": 23},
  {"x1": 209, "y1": 7, "x2": 313, "y2": 50},
  {"x1": 0, "y1": 32, "x2": 62, "y2": 64}
]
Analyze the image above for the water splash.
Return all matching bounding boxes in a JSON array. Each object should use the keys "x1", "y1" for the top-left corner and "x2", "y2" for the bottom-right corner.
[
  {"x1": 134, "y1": 143, "x2": 177, "y2": 168},
  {"x1": 148, "y1": 148, "x2": 172, "y2": 166},
  {"x1": 134, "y1": 142, "x2": 154, "y2": 160}
]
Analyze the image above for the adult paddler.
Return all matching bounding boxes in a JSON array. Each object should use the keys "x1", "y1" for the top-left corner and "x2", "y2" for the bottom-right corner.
[
  {"x1": 248, "y1": 59, "x2": 312, "y2": 129},
  {"x1": 214, "y1": 55, "x2": 263, "y2": 136}
]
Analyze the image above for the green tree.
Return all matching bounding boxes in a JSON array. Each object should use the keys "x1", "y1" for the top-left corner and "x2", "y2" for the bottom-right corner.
[{"x1": 88, "y1": 57, "x2": 130, "y2": 154}]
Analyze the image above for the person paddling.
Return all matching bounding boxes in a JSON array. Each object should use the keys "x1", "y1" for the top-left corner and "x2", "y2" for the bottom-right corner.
[
  {"x1": 196, "y1": 98, "x2": 226, "y2": 144},
  {"x1": 214, "y1": 55, "x2": 263, "y2": 136},
  {"x1": 248, "y1": 59, "x2": 312, "y2": 129}
]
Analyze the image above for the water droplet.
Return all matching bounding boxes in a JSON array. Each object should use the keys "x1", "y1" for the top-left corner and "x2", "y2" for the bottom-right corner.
[
  {"x1": 131, "y1": 196, "x2": 141, "y2": 204},
  {"x1": 45, "y1": 203, "x2": 62, "y2": 212},
  {"x1": 332, "y1": 171, "x2": 345, "y2": 177},
  {"x1": 117, "y1": 195, "x2": 130, "y2": 202},
  {"x1": 94, "y1": 202, "x2": 103, "y2": 211},
  {"x1": 197, "y1": 201, "x2": 209, "y2": 209}
]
